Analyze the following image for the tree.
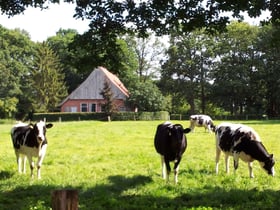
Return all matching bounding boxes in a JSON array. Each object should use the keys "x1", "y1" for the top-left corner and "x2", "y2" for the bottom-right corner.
[
  {"x1": 126, "y1": 81, "x2": 170, "y2": 112},
  {"x1": 47, "y1": 29, "x2": 85, "y2": 93},
  {"x1": 125, "y1": 34, "x2": 166, "y2": 82},
  {"x1": 100, "y1": 79, "x2": 116, "y2": 117},
  {"x1": 0, "y1": 25, "x2": 35, "y2": 118},
  {"x1": 211, "y1": 22, "x2": 260, "y2": 115},
  {"x1": 1, "y1": 1, "x2": 279, "y2": 36},
  {"x1": 257, "y1": 24, "x2": 280, "y2": 116},
  {"x1": 160, "y1": 30, "x2": 215, "y2": 114},
  {"x1": 31, "y1": 42, "x2": 67, "y2": 112}
]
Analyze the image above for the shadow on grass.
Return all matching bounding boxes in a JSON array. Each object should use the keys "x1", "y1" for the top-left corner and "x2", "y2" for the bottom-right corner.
[
  {"x1": 0, "y1": 171, "x2": 14, "y2": 180},
  {"x1": 1, "y1": 174, "x2": 280, "y2": 210},
  {"x1": 79, "y1": 175, "x2": 280, "y2": 210}
]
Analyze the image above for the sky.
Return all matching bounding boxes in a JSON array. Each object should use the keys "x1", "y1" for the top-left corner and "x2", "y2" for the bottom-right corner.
[
  {"x1": 0, "y1": 2, "x2": 271, "y2": 42},
  {"x1": 0, "y1": 2, "x2": 90, "y2": 42}
]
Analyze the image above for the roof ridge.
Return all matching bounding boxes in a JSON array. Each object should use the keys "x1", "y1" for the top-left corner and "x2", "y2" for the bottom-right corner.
[{"x1": 98, "y1": 66, "x2": 129, "y2": 97}]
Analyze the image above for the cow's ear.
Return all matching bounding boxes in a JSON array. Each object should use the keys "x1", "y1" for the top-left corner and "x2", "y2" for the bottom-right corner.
[
  {"x1": 46, "y1": 123, "x2": 53, "y2": 129},
  {"x1": 270, "y1": 154, "x2": 274, "y2": 158},
  {"x1": 29, "y1": 123, "x2": 34, "y2": 129},
  {"x1": 184, "y1": 128, "x2": 191, "y2": 134}
]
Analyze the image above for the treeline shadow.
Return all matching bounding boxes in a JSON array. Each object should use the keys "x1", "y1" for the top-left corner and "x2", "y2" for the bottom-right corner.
[{"x1": 1, "y1": 173, "x2": 279, "y2": 210}]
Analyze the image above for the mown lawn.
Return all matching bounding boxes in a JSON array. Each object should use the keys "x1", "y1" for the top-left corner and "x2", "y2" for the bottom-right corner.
[{"x1": 0, "y1": 120, "x2": 279, "y2": 210}]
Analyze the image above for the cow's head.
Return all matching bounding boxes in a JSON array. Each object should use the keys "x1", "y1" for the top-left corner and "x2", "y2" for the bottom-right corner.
[
  {"x1": 168, "y1": 124, "x2": 191, "y2": 136},
  {"x1": 32, "y1": 120, "x2": 53, "y2": 142},
  {"x1": 167, "y1": 124, "x2": 190, "y2": 148},
  {"x1": 262, "y1": 154, "x2": 275, "y2": 176}
]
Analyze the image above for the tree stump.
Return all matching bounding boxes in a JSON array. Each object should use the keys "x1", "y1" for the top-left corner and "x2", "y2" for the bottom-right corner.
[{"x1": 51, "y1": 189, "x2": 78, "y2": 210}]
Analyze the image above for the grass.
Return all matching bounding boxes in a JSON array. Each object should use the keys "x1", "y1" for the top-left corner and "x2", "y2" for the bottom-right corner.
[{"x1": 0, "y1": 120, "x2": 280, "y2": 210}]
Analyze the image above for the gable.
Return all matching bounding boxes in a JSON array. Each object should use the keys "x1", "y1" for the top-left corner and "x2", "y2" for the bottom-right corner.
[{"x1": 60, "y1": 67, "x2": 129, "y2": 105}]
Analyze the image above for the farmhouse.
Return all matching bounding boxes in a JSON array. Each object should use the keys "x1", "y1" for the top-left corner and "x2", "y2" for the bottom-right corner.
[{"x1": 60, "y1": 66, "x2": 130, "y2": 113}]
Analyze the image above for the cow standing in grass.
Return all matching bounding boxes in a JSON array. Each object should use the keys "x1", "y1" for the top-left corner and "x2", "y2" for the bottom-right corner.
[
  {"x1": 189, "y1": 114, "x2": 215, "y2": 133},
  {"x1": 154, "y1": 121, "x2": 191, "y2": 184},
  {"x1": 11, "y1": 120, "x2": 53, "y2": 179},
  {"x1": 215, "y1": 122, "x2": 275, "y2": 178}
]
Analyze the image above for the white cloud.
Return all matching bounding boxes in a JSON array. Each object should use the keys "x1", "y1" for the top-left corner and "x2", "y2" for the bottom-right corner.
[{"x1": 0, "y1": 2, "x2": 90, "y2": 42}]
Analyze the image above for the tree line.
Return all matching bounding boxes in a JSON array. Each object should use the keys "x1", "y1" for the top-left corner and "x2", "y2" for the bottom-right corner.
[
  {"x1": 160, "y1": 22, "x2": 280, "y2": 117},
  {"x1": 0, "y1": 1, "x2": 280, "y2": 119},
  {"x1": 0, "y1": 21, "x2": 279, "y2": 119}
]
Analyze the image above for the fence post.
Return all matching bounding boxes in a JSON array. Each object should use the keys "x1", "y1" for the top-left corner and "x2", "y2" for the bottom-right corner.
[{"x1": 51, "y1": 189, "x2": 78, "y2": 210}]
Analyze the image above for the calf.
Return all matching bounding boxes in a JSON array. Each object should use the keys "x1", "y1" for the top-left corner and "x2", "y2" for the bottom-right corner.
[
  {"x1": 189, "y1": 114, "x2": 215, "y2": 133},
  {"x1": 11, "y1": 120, "x2": 53, "y2": 179},
  {"x1": 215, "y1": 122, "x2": 275, "y2": 178},
  {"x1": 154, "y1": 121, "x2": 191, "y2": 183}
]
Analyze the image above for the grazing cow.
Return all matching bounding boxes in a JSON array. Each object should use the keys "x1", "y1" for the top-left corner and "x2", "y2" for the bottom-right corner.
[
  {"x1": 189, "y1": 114, "x2": 215, "y2": 133},
  {"x1": 154, "y1": 121, "x2": 191, "y2": 183},
  {"x1": 215, "y1": 122, "x2": 275, "y2": 178},
  {"x1": 11, "y1": 120, "x2": 53, "y2": 179}
]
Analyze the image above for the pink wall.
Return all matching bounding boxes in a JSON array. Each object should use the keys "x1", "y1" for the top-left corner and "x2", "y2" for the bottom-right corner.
[{"x1": 60, "y1": 99, "x2": 129, "y2": 112}]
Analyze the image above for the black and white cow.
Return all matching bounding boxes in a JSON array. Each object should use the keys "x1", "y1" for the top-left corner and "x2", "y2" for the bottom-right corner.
[
  {"x1": 215, "y1": 122, "x2": 275, "y2": 178},
  {"x1": 154, "y1": 121, "x2": 191, "y2": 183},
  {"x1": 189, "y1": 114, "x2": 215, "y2": 133},
  {"x1": 11, "y1": 120, "x2": 53, "y2": 179}
]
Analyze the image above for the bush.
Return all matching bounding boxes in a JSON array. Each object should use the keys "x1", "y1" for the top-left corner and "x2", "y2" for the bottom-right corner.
[{"x1": 33, "y1": 111, "x2": 170, "y2": 122}]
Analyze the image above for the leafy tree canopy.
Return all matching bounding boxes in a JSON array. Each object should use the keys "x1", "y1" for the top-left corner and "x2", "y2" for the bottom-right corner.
[{"x1": 1, "y1": 1, "x2": 279, "y2": 36}]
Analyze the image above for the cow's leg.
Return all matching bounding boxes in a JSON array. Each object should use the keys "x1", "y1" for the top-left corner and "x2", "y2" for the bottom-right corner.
[
  {"x1": 233, "y1": 152, "x2": 240, "y2": 175},
  {"x1": 164, "y1": 157, "x2": 171, "y2": 183},
  {"x1": 248, "y1": 162, "x2": 254, "y2": 178},
  {"x1": 207, "y1": 125, "x2": 212, "y2": 133},
  {"x1": 225, "y1": 154, "x2": 230, "y2": 174},
  {"x1": 26, "y1": 155, "x2": 34, "y2": 178},
  {"x1": 215, "y1": 147, "x2": 221, "y2": 174},
  {"x1": 161, "y1": 156, "x2": 166, "y2": 179},
  {"x1": 22, "y1": 155, "x2": 27, "y2": 174},
  {"x1": 17, "y1": 154, "x2": 22, "y2": 173},
  {"x1": 174, "y1": 158, "x2": 181, "y2": 184},
  {"x1": 190, "y1": 122, "x2": 195, "y2": 132},
  {"x1": 37, "y1": 144, "x2": 47, "y2": 179}
]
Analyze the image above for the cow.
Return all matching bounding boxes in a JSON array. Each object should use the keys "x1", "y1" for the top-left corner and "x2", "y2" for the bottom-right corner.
[
  {"x1": 215, "y1": 122, "x2": 275, "y2": 178},
  {"x1": 154, "y1": 121, "x2": 191, "y2": 184},
  {"x1": 11, "y1": 120, "x2": 53, "y2": 179},
  {"x1": 189, "y1": 114, "x2": 215, "y2": 133}
]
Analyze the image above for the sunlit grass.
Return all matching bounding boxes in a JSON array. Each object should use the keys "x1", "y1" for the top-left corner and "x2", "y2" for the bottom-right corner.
[{"x1": 0, "y1": 120, "x2": 279, "y2": 209}]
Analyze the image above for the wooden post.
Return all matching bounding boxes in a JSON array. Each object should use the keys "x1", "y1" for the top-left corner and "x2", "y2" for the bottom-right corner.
[{"x1": 51, "y1": 189, "x2": 78, "y2": 210}]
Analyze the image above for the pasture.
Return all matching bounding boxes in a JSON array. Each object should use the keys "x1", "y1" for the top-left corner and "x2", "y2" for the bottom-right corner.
[{"x1": 0, "y1": 120, "x2": 279, "y2": 210}]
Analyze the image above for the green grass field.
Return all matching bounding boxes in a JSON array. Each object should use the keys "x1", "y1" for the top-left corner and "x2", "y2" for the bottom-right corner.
[{"x1": 0, "y1": 120, "x2": 279, "y2": 210}]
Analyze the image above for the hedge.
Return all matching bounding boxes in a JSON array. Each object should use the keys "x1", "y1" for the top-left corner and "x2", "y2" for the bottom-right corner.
[{"x1": 32, "y1": 111, "x2": 170, "y2": 122}]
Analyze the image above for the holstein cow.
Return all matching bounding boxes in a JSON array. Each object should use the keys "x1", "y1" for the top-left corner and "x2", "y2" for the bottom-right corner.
[
  {"x1": 154, "y1": 121, "x2": 191, "y2": 184},
  {"x1": 11, "y1": 120, "x2": 53, "y2": 179},
  {"x1": 189, "y1": 114, "x2": 215, "y2": 133},
  {"x1": 215, "y1": 122, "x2": 275, "y2": 178}
]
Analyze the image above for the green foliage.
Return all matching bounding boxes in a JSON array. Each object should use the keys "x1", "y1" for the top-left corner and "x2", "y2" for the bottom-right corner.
[
  {"x1": 33, "y1": 111, "x2": 170, "y2": 122},
  {"x1": 31, "y1": 42, "x2": 68, "y2": 112},
  {"x1": 126, "y1": 81, "x2": 170, "y2": 112},
  {"x1": 0, "y1": 25, "x2": 35, "y2": 118},
  {"x1": 160, "y1": 29, "x2": 215, "y2": 114},
  {"x1": 1, "y1": 0, "x2": 279, "y2": 35},
  {"x1": 47, "y1": 29, "x2": 84, "y2": 93},
  {"x1": 100, "y1": 79, "x2": 116, "y2": 116},
  {"x1": 0, "y1": 120, "x2": 280, "y2": 209},
  {"x1": 256, "y1": 24, "x2": 280, "y2": 116}
]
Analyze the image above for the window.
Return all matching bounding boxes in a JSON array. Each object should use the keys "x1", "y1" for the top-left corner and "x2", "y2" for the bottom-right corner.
[
  {"x1": 91, "y1": 104, "x2": 96, "y2": 112},
  {"x1": 81, "y1": 103, "x2": 88, "y2": 112},
  {"x1": 70, "y1": 107, "x2": 77, "y2": 112}
]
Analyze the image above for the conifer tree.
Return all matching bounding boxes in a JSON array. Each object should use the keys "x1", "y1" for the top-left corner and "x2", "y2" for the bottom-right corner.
[
  {"x1": 31, "y1": 42, "x2": 67, "y2": 112},
  {"x1": 100, "y1": 79, "x2": 116, "y2": 117}
]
